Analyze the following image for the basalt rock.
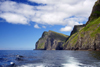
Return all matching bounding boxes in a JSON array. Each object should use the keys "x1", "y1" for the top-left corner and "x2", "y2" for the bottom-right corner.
[{"x1": 35, "y1": 30, "x2": 69, "y2": 50}]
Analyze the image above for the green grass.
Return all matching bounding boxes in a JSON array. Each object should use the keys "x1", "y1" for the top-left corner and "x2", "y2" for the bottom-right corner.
[
  {"x1": 80, "y1": 33, "x2": 84, "y2": 37},
  {"x1": 49, "y1": 30, "x2": 69, "y2": 41},
  {"x1": 80, "y1": 17, "x2": 100, "y2": 33},
  {"x1": 76, "y1": 17, "x2": 100, "y2": 39},
  {"x1": 37, "y1": 42, "x2": 45, "y2": 49},
  {"x1": 94, "y1": 11, "x2": 100, "y2": 15},
  {"x1": 71, "y1": 34, "x2": 78, "y2": 45},
  {"x1": 91, "y1": 26, "x2": 100, "y2": 37},
  {"x1": 62, "y1": 33, "x2": 78, "y2": 48},
  {"x1": 50, "y1": 30, "x2": 68, "y2": 38},
  {"x1": 43, "y1": 32, "x2": 48, "y2": 36}
]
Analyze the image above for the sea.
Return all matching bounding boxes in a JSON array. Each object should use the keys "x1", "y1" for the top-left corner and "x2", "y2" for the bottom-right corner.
[{"x1": 0, "y1": 50, "x2": 100, "y2": 67}]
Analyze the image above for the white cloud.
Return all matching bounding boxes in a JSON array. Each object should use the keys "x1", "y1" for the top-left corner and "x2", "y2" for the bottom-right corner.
[
  {"x1": 28, "y1": 0, "x2": 83, "y2": 5},
  {"x1": 42, "y1": 26, "x2": 46, "y2": 29},
  {"x1": 0, "y1": 13, "x2": 28, "y2": 24},
  {"x1": 60, "y1": 26, "x2": 73, "y2": 32},
  {"x1": 34, "y1": 24, "x2": 40, "y2": 29},
  {"x1": 0, "y1": 0, "x2": 97, "y2": 31}
]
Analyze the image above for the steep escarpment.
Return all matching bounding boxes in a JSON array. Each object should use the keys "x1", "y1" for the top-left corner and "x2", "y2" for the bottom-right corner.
[
  {"x1": 35, "y1": 30, "x2": 69, "y2": 50},
  {"x1": 70, "y1": 24, "x2": 85, "y2": 35},
  {"x1": 63, "y1": 0, "x2": 100, "y2": 50}
]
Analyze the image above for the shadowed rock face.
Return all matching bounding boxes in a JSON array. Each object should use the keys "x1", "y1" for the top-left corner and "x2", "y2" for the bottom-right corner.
[
  {"x1": 63, "y1": 0, "x2": 100, "y2": 51},
  {"x1": 70, "y1": 24, "x2": 85, "y2": 35},
  {"x1": 35, "y1": 30, "x2": 69, "y2": 50}
]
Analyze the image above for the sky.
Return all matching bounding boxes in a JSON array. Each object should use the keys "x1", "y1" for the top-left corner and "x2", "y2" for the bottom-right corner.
[{"x1": 0, "y1": 0, "x2": 97, "y2": 50}]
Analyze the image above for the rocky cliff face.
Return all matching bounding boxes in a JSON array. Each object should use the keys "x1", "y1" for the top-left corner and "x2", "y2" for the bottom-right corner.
[
  {"x1": 87, "y1": 0, "x2": 100, "y2": 24},
  {"x1": 35, "y1": 30, "x2": 69, "y2": 50},
  {"x1": 63, "y1": 0, "x2": 100, "y2": 50},
  {"x1": 70, "y1": 24, "x2": 85, "y2": 35}
]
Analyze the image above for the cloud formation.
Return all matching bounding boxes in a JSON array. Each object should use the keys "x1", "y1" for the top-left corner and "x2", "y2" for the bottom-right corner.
[
  {"x1": 0, "y1": 13, "x2": 28, "y2": 24},
  {"x1": 34, "y1": 24, "x2": 40, "y2": 29},
  {"x1": 60, "y1": 26, "x2": 73, "y2": 32},
  {"x1": 42, "y1": 26, "x2": 46, "y2": 29},
  {"x1": 0, "y1": 0, "x2": 97, "y2": 31}
]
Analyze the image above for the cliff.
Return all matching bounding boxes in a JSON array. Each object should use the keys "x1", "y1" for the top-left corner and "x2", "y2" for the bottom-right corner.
[
  {"x1": 63, "y1": 0, "x2": 100, "y2": 50},
  {"x1": 70, "y1": 24, "x2": 85, "y2": 35},
  {"x1": 35, "y1": 30, "x2": 69, "y2": 50},
  {"x1": 86, "y1": 0, "x2": 100, "y2": 24},
  {"x1": 35, "y1": 0, "x2": 100, "y2": 51}
]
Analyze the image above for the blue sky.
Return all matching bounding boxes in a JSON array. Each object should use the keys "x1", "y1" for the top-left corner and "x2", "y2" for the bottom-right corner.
[{"x1": 0, "y1": 0, "x2": 97, "y2": 50}]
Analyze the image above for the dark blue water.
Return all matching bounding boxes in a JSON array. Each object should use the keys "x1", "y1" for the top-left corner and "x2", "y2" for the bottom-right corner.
[{"x1": 0, "y1": 50, "x2": 100, "y2": 67}]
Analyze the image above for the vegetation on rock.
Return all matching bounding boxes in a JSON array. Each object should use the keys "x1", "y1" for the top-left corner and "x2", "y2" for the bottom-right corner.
[
  {"x1": 35, "y1": 30, "x2": 69, "y2": 50},
  {"x1": 63, "y1": 0, "x2": 100, "y2": 50}
]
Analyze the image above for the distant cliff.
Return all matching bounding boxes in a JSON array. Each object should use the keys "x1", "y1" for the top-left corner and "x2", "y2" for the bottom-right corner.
[
  {"x1": 35, "y1": 30, "x2": 69, "y2": 50},
  {"x1": 63, "y1": 0, "x2": 100, "y2": 50}
]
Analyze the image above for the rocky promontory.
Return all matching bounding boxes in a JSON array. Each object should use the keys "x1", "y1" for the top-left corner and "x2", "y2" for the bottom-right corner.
[{"x1": 35, "y1": 30, "x2": 69, "y2": 50}]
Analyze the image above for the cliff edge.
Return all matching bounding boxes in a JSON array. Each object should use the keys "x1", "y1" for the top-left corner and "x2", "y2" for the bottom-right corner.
[{"x1": 35, "y1": 30, "x2": 69, "y2": 50}]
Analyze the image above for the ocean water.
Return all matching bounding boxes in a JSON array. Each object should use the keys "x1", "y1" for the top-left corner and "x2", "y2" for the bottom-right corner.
[{"x1": 0, "y1": 50, "x2": 100, "y2": 67}]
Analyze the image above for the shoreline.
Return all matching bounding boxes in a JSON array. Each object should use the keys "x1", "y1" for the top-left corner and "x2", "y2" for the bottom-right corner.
[{"x1": 34, "y1": 49, "x2": 100, "y2": 51}]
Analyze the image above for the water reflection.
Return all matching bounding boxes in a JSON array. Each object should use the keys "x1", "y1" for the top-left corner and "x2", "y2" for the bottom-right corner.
[{"x1": 89, "y1": 51, "x2": 100, "y2": 60}]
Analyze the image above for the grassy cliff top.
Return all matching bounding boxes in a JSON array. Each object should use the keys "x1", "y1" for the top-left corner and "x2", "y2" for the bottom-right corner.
[
  {"x1": 81, "y1": 17, "x2": 100, "y2": 37},
  {"x1": 40, "y1": 30, "x2": 69, "y2": 42},
  {"x1": 48, "y1": 30, "x2": 69, "y2": 38}
]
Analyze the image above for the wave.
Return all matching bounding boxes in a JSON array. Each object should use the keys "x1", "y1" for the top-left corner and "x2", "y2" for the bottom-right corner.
[{"x1": 17, "y1": 63, "x2": 55, "y2": 67}]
